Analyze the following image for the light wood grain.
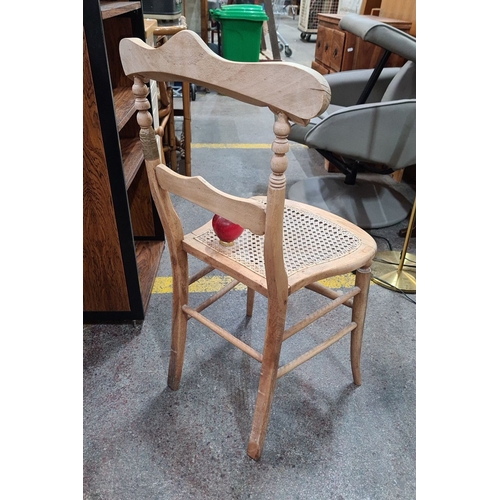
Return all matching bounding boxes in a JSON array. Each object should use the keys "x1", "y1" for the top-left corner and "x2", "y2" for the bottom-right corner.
[
  {"x1": 377, "y1": 0, "x2": 416, "y2": 36},
  {"x1": 155, "y1": 165, "x2": 266, "y2": 235},
  {"x1": 123, "y1": 35, "x2": 377, "y2": 460},
  {"x1": 120, "y1": 30, "x2": 331, "y2": 126}
]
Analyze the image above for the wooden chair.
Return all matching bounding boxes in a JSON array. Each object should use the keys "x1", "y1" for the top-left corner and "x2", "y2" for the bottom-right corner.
[{"x1": 119, "y1": 30, "x2": 377, "y2": 460}]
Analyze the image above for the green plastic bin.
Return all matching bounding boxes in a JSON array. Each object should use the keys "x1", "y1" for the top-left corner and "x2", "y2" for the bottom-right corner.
[{"x1": 210, "y1": 4, "x2": 269, "y2": 62}]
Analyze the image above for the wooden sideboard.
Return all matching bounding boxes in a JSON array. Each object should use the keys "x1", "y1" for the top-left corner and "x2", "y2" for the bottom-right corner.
[{"x1": 311, "y1": 14, "x2": 412, "y2": 75}]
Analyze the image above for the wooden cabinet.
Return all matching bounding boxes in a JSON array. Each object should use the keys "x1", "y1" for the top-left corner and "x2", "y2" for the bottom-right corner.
[
  {"x1": 311, "y1": 13, "x2": 411, "y2": 75},
  {"x1": 362, "y1": 0, "x2": 416, "y2": 37},
  {"x1": 84, "y1": 0, "x2": 164, "y2": 323}
]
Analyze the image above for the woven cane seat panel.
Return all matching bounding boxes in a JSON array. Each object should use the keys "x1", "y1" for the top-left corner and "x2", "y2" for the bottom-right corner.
[{"x1": 194, "y1": 204, "x2": 361, "y2": 278}]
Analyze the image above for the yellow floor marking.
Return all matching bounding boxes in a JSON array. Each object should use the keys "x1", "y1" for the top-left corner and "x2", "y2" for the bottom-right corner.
[
  {"x1": 152, "y1": 274, "x2": 358, "y2": 294},
  {"x1": 191, "y1": 143, "x2": 307, "y2": 149}
]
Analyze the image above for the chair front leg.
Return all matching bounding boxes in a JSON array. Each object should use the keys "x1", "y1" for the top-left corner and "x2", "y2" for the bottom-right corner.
[
  {"x1": 167, "y1": 252, "x2": 189, "y2": 391},
  {"x1": 350, "y1": 263, "x2": 372, "y2": 386}
]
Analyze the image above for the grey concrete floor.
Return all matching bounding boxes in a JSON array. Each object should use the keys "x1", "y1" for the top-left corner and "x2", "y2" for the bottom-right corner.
[{"x1": 84, "y1": 15, "x2": 416, "y2": 499}]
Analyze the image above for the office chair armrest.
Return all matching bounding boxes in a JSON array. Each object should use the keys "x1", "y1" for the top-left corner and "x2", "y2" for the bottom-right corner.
[
  {"x1": 324, "y1": 67, "x2": 400, "y2": 106},
  {"x1": 304, "y1": 99, "x2": 416, "y2": 169}
]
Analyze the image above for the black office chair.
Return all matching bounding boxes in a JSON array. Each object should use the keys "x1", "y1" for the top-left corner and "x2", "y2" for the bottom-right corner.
[{"x1": 288, "y1": 14, "x2": 416, "y2": 229}]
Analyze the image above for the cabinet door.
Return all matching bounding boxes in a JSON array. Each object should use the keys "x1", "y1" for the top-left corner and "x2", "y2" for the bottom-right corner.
[{"x1": 315, "y1": 25, "x2": 345, "y2": 73}]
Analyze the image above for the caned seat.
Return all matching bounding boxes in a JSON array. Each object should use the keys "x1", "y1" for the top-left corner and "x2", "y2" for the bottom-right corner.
[
  {"x1": 119, "y1": 30, "x2": 377, "y2": 460},
  {"x1": 186, "y1": 197, "x2": 373, "y2": 295}
]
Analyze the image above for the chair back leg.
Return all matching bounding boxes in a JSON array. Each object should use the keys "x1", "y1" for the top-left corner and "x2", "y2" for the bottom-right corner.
[
  {"x1": 247, "y1": 295, "x2": 288, "y2": 460},
  {"x1": 246, "y1": 287, "x2": 256, "y2": 317}
]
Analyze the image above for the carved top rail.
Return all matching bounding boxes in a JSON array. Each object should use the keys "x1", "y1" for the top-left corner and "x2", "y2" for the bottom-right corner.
[{"x1": 119, "y1": 30, "x2": 331, "y2": 126}]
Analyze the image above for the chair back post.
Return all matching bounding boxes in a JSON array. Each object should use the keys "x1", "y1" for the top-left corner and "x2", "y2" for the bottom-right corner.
[
  {"x1": 132, "y1": 76, "x2": 159, "y2": 164},
  {"x1": 131, "y1": 76, "x2": 188, "y2": 282},
  {"x1": 247, "y1": 111, "x2": 291, "y2": 458},
  {"x1": 265, "y1": 109, "x2": 290, "y2": 311},
  {"x1": 265, "y1": 111, "x2": 290, "y2": 293}
]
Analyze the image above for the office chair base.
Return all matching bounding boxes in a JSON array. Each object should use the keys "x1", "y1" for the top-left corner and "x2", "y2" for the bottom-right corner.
[
  {"x1": 370, "y1": 250, "x2": 416, "y2": 293},
  {"x1": 288, "y1": 176, "x2": 413, "y2": 229}
]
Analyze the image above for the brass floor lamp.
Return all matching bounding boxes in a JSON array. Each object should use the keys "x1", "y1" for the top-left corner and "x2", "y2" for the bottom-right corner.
[{"x1": 370, "y1": 198, "x2": 416, "y2": 293}]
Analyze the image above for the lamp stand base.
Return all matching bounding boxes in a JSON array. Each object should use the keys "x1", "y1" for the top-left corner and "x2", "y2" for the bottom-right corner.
[{"x1": 370, "y1": 250, "x2": 416, "y2": 293}]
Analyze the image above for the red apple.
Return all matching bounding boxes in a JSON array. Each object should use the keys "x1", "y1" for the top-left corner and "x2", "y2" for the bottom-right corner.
[{"x1": 212, "y1": 214, "x2": 244, "y2": 243}]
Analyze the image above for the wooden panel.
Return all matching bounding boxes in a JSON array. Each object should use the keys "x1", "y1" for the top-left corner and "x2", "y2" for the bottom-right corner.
[
  {"x1": 360, "y1": 0, "x2": 381, "y2": 15},
  {"x1": 328, "y1": 28, "x2": 345, "y2": 73},
  {"x1": 340, "y1": 31, "x2": 356, "y2": 71},
  {"x1": 101, "y1": 1, "x2": 142, "y2": 20},
  {"x1": 370, "y1": 16, "x2": 412, "y2": 31},
  {"x1": 103, "y1": 16, "x2": 134, "y2": 89},
  {"x1": 200, "y1": 0, "x2": 208, "y2": 43},
  {"x1": 135, "y1": 240, "x2": 164, "y2": 310},
  {"x1": 315, "y1": 24, "x2": 346, "y2": 72},
  {"x1": 113, "y1": 87, "x2": 136, "y2": 131},
  {"x1": 121, "y1": 137, "x2": 144, "y2": 188},
  {"x1": 315, "y1": 25, "x2": 335, "y2": 68},
  {"x1": 379, "y1": 0, "x2": 416, "y2": 36},
  {"x1": 128, "y1": 163, "x2": 156, "y2": 237},
  {"x1": 144, "y1": 18, "x2": 158, "y2": 39},
  {"x1": 83, "y1": 30, "x2": 130, "y2": 312},
  {"x1": 311, "y1": 60, "x2": 330, "y2": 75}
]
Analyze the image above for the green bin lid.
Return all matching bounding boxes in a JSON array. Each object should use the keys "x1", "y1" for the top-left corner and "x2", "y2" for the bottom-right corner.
[{"x1": 210, "y1": 4, "x2": 268, "y2": 21}]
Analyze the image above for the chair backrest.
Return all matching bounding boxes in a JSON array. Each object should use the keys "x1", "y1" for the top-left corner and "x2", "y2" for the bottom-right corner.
[
  {"x1": 338, "y1": 14, "x2": 416, "y2": 105},
  {"x1": 381, "y1": 60, "x2": 416, "y2": 102},
  {"x1": 339, "y1": 14, "x2": 416, "y2": 63},
  {"x1": 120, "y1": 30, "x2": 330, "y2": 126},
  {"x1": 119, "y1": 30, "x2": 330, "y2": 282}
]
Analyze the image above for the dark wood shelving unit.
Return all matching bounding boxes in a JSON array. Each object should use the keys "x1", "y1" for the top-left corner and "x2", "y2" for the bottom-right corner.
[
  {"x1": 84, "y1": 0, "x2": 164, "y2": 322},
  {"x1": 113, "y1": 87, "x2": 137, "y2": 129}
]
